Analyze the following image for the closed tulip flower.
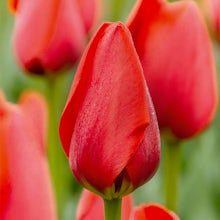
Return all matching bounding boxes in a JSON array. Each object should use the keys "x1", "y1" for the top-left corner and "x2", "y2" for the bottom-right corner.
[
  {"x1": 9, "y1": 0, "x2": 100, "y2": 74},
  {"x1": 130, "y1": 203, "x2": 180, "y2": 220},
  {"x1": 76, "y1": 189, "x2": 133, "y2": 220},
  {"x1": 0, "y1": 91, "x2": 56, "y2": 220},
  {"x1": 59, "y1": 22, "x2": 160, "y2": 199},
  {"x1": 127, "y1": 0, "x2": 218, "y2": 139}
]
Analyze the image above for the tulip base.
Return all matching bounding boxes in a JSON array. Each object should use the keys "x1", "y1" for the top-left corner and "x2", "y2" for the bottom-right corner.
[
  {"x1": 164, "y1": 140, "x2": 181, "y2": 212},
  {"x1": 104, "y1": 198, "x2": 122, "y2": 220}
]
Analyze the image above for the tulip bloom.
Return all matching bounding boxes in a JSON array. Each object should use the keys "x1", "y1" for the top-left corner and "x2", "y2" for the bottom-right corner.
[
  {"x1": 127, "y1": 0, "x2": 217, "y2": 139},
  {"x1": 0, "y1": 91, "x2": 56, "y2": 219},
  {"x1": 130, "y1": 203, "x2": 179, "y2": 220},
  {"x1": 59, "y1": 22, "x2": 160, "y2": 199},
  {"x1": 76, "y1": 189, "x2": 133, "y2": 220},
  {"x1": 9, "y1": 0, "x2": 100, "y2": 74}
]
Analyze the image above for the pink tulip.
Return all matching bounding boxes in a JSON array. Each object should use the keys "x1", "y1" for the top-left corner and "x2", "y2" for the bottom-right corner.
[
  {"x1": 9, "y1": 0, "x2": 100, "y2": 74},
  {"x1": 127, "y1": 0, "x2": 218, "y2": 139},
  {"x1": 0, "y1": 91, "x2": 56, "y2": 220}
]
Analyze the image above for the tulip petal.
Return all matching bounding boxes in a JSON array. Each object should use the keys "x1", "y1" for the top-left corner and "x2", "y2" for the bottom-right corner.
[
  {"x1": 0, "y1": 139, "x2": 11, "y2": 219},
  {"x1": 128, "y1": 0, "x2": 217, "y2": 139},
  {"x1": 19, "y1": 91, "x2": 48, "y2": 154},
  {"x1": 125, "y1": 88, "x2": 160, "y2": 189},
  {"x1": 8, "y1": 0, "x2": 19, "y2": 13},
  {"x1": 130, "y1": 203, "x2": 180, "y2": 220},
  {"x1": 0, "y1": 93, "x2": 11, "y2": 218},
  {"x1": 204, "y1": 0, "x2": 220, "y2": 43},
  {"x1": 0, "y1": 91, "x2": 56, "y2": 219},
  {"x1": 60, "y1": 22, "x2": 150, "y2": 194},
  {"x1": 76, "y1": 0, "x2": 101, "y2": 33}
]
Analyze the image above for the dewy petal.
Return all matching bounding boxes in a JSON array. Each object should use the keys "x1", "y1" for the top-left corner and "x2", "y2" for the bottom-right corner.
[
  {"x1": 128, "y1": 0, "x2": 218, "y2": 139},
  {"x1": 13, "y1": 0, "x2": 86, "y2": 73},
  {"x1": 130, "y1": 203, "x2": 180, "y2": 220},
  {"x1": 0, "y1": 91, "x2": 56, "y2": 220},
  {"x1": 59, "y1": 22, "x2": 150, "y2": 193},
  {"x1": 76, "y1": 189, "x2": 133, "y2": 220}
]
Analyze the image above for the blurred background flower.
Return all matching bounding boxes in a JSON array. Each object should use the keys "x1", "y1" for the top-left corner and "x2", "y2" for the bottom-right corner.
[
  {"x1": 127, "y1": 0, "x2": 217, "y2": 139},
  {"x1": 0, "y1": 91, "x2": 57, "y2": 220},
  {"x1": 9, "y1": 0, "x2": 101, "y2": 75}
]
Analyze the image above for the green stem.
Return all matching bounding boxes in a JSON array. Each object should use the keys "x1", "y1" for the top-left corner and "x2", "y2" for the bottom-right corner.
[
  {"x1": 164, "y1": 140, "x2": 182, "y2": 212},
  {"x1": 46, "y1": 76, "x2": 62, "y2": 215},
  {"x1": 104, "y1": 199, "x2": 122, "y2": 220},
  {"x1": 45, "y1": 75, "x2": 71, "y2": 219}
]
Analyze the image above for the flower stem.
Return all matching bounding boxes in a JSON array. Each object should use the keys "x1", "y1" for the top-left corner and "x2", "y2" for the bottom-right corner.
[
  {"x1": 45, "y1": 74, "x2": 72, "y2": 219},
  {"x1": 46, "y1": 76, "x2": 63, "y2": 216},
  {"x1": 164, "y1": 140, "x2": 181, "y2": 212},
  {"x1": 104, "y1": 198, "x2": 122, "y2": 220}
]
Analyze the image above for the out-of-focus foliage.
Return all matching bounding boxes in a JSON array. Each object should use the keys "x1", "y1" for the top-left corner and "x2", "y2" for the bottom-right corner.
[{"x1": 1, "y1": 0, "x2": 220, "y2": 219}]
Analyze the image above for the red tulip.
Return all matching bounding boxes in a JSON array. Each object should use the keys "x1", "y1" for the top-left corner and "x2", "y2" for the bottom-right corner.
[
  {"x1": 0, "y1": 91, "x2": 56, "y2": 220},
  {"x1": 9, "y1": 0, "x2": 100, "y2": 74},
  {"x1": 130, "y1": 203, "x2": 180, "y2": 220},
  {"x1": 127, "y1": 0, "x2": 218, "y2": 139},
  {"x1": 59, "y1": 22, "x2": 160, "y2": 199},
  {"x1": 76, "y1": 189, "x2": 133, "y2": 220}
]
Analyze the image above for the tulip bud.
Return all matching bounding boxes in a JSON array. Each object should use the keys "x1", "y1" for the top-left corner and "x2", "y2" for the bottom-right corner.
[
  {"x1": 76, "y1": 189, "x2": 133, "y2": 220},
  {"x1": 59, "y1": 22, "x2": 160, "y2": 199},
  {"x1": 127, "y1": 0, "x2": 218, "y2": 139},
  {"x1": 9, "y1": 0, "x2": 100, "y2": 74},
  {"x1": 0, "y1": 91, "x2": 56, "y2": 220},
  {"x1": 130, "y1": 203, "x2": 180, "y2": 220}
]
